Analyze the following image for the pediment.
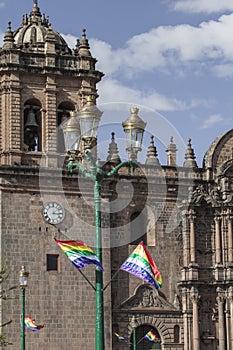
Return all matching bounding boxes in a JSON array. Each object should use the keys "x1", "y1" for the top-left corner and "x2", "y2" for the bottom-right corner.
[{"x1": 120, "y1": 284, "x2": 178, "y2": 312}]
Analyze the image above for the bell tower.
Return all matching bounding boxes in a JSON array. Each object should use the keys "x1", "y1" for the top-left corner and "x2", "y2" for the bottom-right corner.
[{"x1": 0, "y1": 0, "x2": 103, "y2": 167}]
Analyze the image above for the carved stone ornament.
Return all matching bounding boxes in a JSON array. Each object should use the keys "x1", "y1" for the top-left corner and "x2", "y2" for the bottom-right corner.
[
  {"x1": 186, "y1": 180, "x2": 233, "y2": 207},
  {"x1": 120, "y1": 285, "x2": 178, "y2": 311}
]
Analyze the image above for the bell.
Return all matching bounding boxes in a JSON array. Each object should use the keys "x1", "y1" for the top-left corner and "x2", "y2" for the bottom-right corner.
[{"x1": 25, "y1": 108, "x2": 39, "y2": 129}]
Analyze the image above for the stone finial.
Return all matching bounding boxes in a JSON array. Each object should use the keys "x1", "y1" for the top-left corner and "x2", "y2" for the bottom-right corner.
[
  {"x1": 3, "y1": 22, "x2": 15, "y2": 49},
  {"x1": 32, "y1": 0, "x2": 40, "y2": 13},
  {"x1": 145, "y1": 135, "x2": 160, "y2": 166},
  {"x1": 30, "y1": 0, "x2": 42, "y2": 23},
  {"x1": 74, "y1": 39, "x2": 80, "y2": 55},
  {"x1": 107, "y1": 132, "x2": 121, "y2": 164},
  {"x1": 78, "y1": 29, "x2": 92, "y2": 57},
  {"x1": 183, "y1": 138, "x2": 198, "y2": 168},
  {"x1": 166, "y1": 136, "x2": 177, "y2": 167}
]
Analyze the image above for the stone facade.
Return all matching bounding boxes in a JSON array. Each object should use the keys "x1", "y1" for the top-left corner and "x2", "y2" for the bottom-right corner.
[{"x1": 0, "y1": 2, "x2": 233, "y2": 350}]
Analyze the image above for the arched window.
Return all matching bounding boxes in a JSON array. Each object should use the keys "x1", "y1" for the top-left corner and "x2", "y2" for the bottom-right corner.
[
  {"x1": 174, "y1": 325, "x2": 180, "y2": 343},
  {"x1": 130, "y1": 325, "x2": 161, "y2": 350},
  {"x1": 23, "y1": 99, "x2": 42, "y2": 152},
  {"x1": 57, "y1": 101, "x2": 75, "y2": 153},
  {"x1": 130, "y1": 212, "x2": 147, "y2": 245}
]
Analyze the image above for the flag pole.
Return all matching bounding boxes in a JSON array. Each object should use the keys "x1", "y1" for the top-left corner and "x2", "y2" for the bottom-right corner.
[
  {"x1": 103, "y1": 268, "x2": 121, "y2": 291},
  {"x1": 78, "y1": 269, "x2": 96, "y2": 290}
]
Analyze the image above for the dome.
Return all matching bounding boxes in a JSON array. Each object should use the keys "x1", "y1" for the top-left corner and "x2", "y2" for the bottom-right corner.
[
  {"x1": 13, "y1": 1, "x2": 71, "y2": 54},
  {"x1": 203, "y1": 129, "x2": 233, "y2": 171}
]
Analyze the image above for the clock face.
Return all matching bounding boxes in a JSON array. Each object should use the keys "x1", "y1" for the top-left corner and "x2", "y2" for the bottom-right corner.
[{"x1": 42, "y1": 202, "x2": 65, "y2": 225}]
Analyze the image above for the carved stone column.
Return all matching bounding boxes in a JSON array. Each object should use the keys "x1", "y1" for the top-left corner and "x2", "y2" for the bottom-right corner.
[
  {"x1": 217, "y1": 287, "x2": 226, "y2": 350},
  {"x1": 226, "y1": 210, "x2": 233, "y2": 263},
  {"x1": 183, "y1": 212, "x2": 190, "y2": 267},
  {"x1": 190, "y1": 287, "x2": 200, "y2": 350},
  {"x1": 226, "y1": 303, "x2": 230, "y2": 350},
  {"x1": 228, "y1": 287, "x2": 233, "y2": 350},
  {"x1": 215, "y1": 215, "x2": 222, "y2": 264},
  {"x1": 182, "y1": 287, "x2": 190, "y2": 350},
  {"x1": 188, "y1": 209, "x2": 196, "y2": 263}
]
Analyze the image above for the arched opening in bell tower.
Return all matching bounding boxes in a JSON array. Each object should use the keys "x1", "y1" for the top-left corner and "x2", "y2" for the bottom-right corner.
[
  {"x1": 23, "y1": 99, "x2": 42, "y2": 152},
  {"x1": 57, "y1": 101, "x2": 75, "y2": 153}
]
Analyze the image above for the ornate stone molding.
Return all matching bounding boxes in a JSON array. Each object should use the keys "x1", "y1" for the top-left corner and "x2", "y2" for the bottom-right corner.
[{"x1": 120, "y1": 285, "x2": 178, "y2": 311}]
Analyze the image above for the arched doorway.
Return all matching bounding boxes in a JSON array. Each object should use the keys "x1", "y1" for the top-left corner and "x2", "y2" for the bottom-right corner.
[{"x1": 130, "y1": 325, "x2": 161, "y2": 350}]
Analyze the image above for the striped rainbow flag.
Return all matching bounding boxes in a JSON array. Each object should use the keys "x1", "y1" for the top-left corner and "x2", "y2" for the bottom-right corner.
[
  {"x1": 144, "y1": 330, "x2": 159, "y2": 342},
  {"x1": 25, "y1": 316, "x2": 44, "y2": 331},
  {"x1": 113, "y1": 332, "x2": 128, "y2": 342},
  {"x1": 54, "y1": 238, "x2": 103, "y2": 270},
  {"x1": 120, "y1": 241, "x2": 162, "y2": 289}
]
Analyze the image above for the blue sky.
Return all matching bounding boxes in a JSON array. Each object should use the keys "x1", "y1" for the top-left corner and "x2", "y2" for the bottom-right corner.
[{"x1": 1, "y1": 0, "x2": 233, "y2": 166}]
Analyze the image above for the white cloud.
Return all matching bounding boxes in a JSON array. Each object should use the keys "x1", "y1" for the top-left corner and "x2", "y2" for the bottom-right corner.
[
  {"x1": 0, "y1": 2, "x2": 5, "y2": 8},
  {"x1": 124, "y1": 14, "x2": 233, "y2": 66},
  {"x1": 88, "y1": 14, "x2": 233, "y2": 79},
  {"x1": 213, "y1": 63, "x2": 233, "y2": 77},
  {"x1": 173, "y1": 0, "x2": 233, "y2": 14},
  {"x1": 0, "y1": 31, "x2": 4, "y2": 45},
  {"x1": 64, "y1": 14, "x2": 233, "y2": 80},
  {"x1": 97, "y1": 78, "x2": 186, "y2": 111},
  {"x1": 61, "y1": 34, "x2": 76, "y2": 49},
  {"x1": 63, "y1": 15, "x2": 233, "y2": 112},
  {"x1": 201, "y1": 114, "x2": 223, "y2": 129}
]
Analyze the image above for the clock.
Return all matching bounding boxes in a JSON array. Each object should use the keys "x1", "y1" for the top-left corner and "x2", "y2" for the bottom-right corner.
[{"x1": 42, "y1": 202, "x2": 65, "y2": 225}]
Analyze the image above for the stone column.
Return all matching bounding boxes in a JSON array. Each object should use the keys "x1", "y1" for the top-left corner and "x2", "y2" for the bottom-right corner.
[
  {"x1": 190, "y1": 287, "x2": 200, "y2": 350},
  {"x1": 226, "y1": 304, "x2": 230, "y2": 350},
  {"x1": 217, "y1": 287, "x2": 226, "y2": 350},
  {"x1": 215, "y1": 215, "x2": 222, "y2": 264},
  {"x1": 182, "y1": 287, "x2": 190, "y2": 350},
  {"x1": 189, "y1": 209, "x2": 196, "y2": 263},
  {"x1": 45, "y1": 75, "x2": 58, "y2": 167},
  {"x1": 228, "y1": 287, "x2": 233, "y2": 350},
  {"x1": 182, "y1": 212, "x2": 190, "y2": 267},
  {"x1": 226, "y1": 210, "x2": 233, "y2": 263}
]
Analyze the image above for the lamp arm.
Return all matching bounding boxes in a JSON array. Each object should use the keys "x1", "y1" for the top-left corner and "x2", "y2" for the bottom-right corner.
[
  {"x1": 84, "y1": 149, "x2": 96, "y2": 168},
  {"x1": 105, "y1": 161, "x2": 137, "y2": 178},
  {"x1": 67, "y1": 161, "x2": 95, "y2": 181}
]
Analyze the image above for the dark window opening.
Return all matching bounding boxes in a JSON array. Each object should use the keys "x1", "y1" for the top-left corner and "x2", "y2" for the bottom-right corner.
[
  {"x1": 47, "y1": 254, "x2": 59, "y2": 271},
  {"x1": 174, "y1": 325, "x2": 180, "y2": 343}
]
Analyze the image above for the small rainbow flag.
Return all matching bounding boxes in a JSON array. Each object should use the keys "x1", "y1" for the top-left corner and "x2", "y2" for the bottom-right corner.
[
  {"x1": 113, "y1": 332, "x2": 128, "y2": 342},
  {"x1": 144, "y1": 330, "x2": 159, "y2": 343},
  {"x1": 120, "y1": 241, "x2": 162, "y2": 289},
  {"x1": 25, "y1": 316, "x2": 44, "y2": 331},
  {"x1": 54, "y1": 238, "x2": 103, "y2": 270}
]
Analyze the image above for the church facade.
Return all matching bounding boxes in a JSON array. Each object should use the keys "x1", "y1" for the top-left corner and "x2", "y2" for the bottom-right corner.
[{"x1": 0, "y1": 2, "x2": 232, "y2": 350}]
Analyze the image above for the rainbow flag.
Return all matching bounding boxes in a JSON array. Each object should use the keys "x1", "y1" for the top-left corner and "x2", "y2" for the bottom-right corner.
[
  {"x1": 54, "y1": 238, "x2": 103, "y2": 270},
  {"x1": 144, "y1": 330, "x2": 159, "y2": 342},
  {"x1": 113, "y1": 332, "x2": 128, "y2": 342},
  {"x1": 25, "y1": 316, "x2": 44, "y2": 331},
  {"x1": 120, "y1": 241, "x2": 162, "y2": 289}
]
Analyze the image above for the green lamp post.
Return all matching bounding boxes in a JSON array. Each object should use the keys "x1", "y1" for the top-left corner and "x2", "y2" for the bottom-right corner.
[
  {"x1": 130, "y1": 315, "x2": 138, "y2": 350},
  {"x1": 62, "y1": 97, "x2": 146, "y2": 350},
  {"x1": 19, "y1": 266, "x2": 29, "y2": 350}
]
